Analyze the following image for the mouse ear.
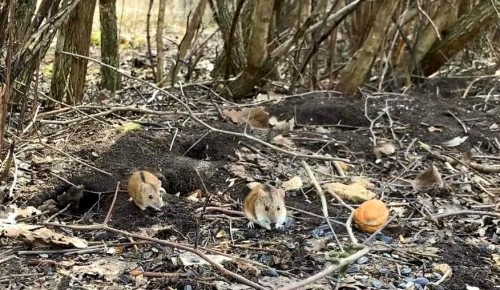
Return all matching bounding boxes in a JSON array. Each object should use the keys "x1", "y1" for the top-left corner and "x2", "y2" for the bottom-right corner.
[
  {"x1": 277, "y1": 188, "x2": 286, "y2": 199},
  {"x1": 257, "y1": 188, "x2": 269, "y2": 197}
]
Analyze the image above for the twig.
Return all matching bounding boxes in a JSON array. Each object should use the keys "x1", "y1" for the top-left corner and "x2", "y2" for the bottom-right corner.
[
  {"x1": 301, "y1": 160, "x2": 343, "y2": 252},
  {"x1": 275, "y1": 246, "x2": 369, "y2": 290},
  {"x1": 44, "y1": 223, "x2": 267, "y2": 290},
  {"x1": 431, "y1": 210, "x2": 500, "y2": 219},
  {"x1": 58, "y1": 51, "x2": 349, "y2": 162},
  {"x1": 104, "y1": 181, "x2": 120, "y2": 224},
  {"x1": 446, "y1": 110, "x2": 467, "y2": 134}
]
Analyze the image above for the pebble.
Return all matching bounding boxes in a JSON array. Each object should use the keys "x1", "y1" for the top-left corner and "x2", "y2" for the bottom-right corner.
[
  {"x1": 311, "y1": 228, "x2": 325, "y2": 238},
  {"x1": 378, "y1": 268, "x2": 390, "y2": 274},
  {"x1": 401, "y1": 266, "x2": 412, "y2": 275},
  {"x1": 142, "y1": 252, "x2": 153, "y2": 259},
  {"x1": 432, "y1": 272, "x2": 442, "y2": 279},
  {"x1": 371, "y1": 279, "x2": 382, "y2": 288},
  {"x1": 286, "y1": 242, "x2": 299, "y2": 249},
  {"x1": 414, "y1": 277, "x2": 429, "y2": 286},
  {"x1": 378, "y1": 234, "x2": 393, "y2": 244},
  {"x1": 264, "y1": 268, "x2": 279, "y2": 277},
  {"x1": 346, "y1": 264, "x2": 360, "y2": 273},
  {"x1": 357, "y1": 256, "x2": 369, "y2": 264},
  {"x1": 258, "y1": 255, "x2": 272, "y2": 264},
  {"x1": 183, "y1": 285, "x2": 193, "y2": 290}
]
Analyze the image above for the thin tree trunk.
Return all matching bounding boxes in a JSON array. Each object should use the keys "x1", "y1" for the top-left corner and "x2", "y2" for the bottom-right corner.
[
  {"x1": 156, "y1": 0, "x2": 167, "y2": 85},
  {"x1": 50, "y1": 0, "x2": 97, "y2": 105},
  {"x1": 338, "y1": 0, "x2": 399, "y2": 95},
  {"x1": 167, "y1": 0, "x2": 208, "y2": 86},
  {"x1": 99, "y1": 0, "x2": 121, "y2": 93},
  {"x1": 421, "y1": 0, "x2": 499, "y2": 76},
  {"x1": 225, "y1": 0, "x2": 275, "y2": 100}
]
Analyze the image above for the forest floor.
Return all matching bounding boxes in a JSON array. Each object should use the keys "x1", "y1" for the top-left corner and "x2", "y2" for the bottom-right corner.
[{"x1": 1, "y1": 42, "x2": 500, "y2": 289}]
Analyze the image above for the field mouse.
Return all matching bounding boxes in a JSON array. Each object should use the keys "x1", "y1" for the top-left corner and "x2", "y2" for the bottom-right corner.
[
  {"x1": 243, "y1": 183, "x2": 287, "y2": 230},
  {"x1": 127, "y1": 170, "x2": 166, "y2": 210}
]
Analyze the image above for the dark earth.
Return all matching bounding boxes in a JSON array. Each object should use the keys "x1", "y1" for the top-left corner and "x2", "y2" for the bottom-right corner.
[{"x1": 1, "y1": 79, "x2": 499, "y2": 289}]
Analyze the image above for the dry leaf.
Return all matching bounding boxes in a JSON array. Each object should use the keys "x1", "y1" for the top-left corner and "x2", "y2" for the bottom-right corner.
[
  {"x1": 325, "y1": 179, "x2": 376, "y2": 202},
  {"x1": 441, "y1": 136, "x2": 468, "y2": 147},
  {"x1": 1, "y1": 223, "x2": 88, "y2": 248},
  {"x1": 272, "y1": 135, "x2": 295, "y2": 148},
  {"x1": 282, "y1": 176, "x2": 303, "y2": 191},
  {"x1": 222, "y1": 107, "x2": 269, "y2": 129},
  {"x1": 373, "y1": 142, "x2": 396, "y2": 161},
  {"x1": 229, "y1": 164, "x2": 252, "y2": 181},
  {"x1": 72, "y1": 258, "x2": 129, "y2": 281},
  {"x1": 411, "y1": 165, "x2": 444, "y2": 191},
  {"x1": 433, "y1": 263, "x2": 452, "y2": 276}
]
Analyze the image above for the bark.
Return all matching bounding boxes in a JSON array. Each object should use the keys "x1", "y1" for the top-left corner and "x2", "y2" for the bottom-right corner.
[
  {"x1": 338, "y1": 0, "x2": 399, "y2": 95},
  {"x1": 50, "y1": 0, "x2": 97, "y2": 105},
  {"x1": 167, "y1": 0, "x2": 208, "y2": 86},
  {"x1": 156, "y1": 0, "x2": 167, "y2": 85},
  {"x1": 99, "y1": 0, "x2": 122, "y2": 92},
  {"x1": 226, "y1": 0, "x2": 275, "y2": 100},
  {"x1": 421, "y1": 0, "x2": 499, "y2": 76},
  {"x1": 211, "y1": 0, "x2": 246, "y2": 77}
]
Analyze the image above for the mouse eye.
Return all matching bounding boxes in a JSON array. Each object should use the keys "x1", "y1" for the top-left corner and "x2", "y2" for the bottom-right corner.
[
  {"x1": 277, "y1": 206, "x2": 281, "y2": 211},
  {"x1": 265, "y1": 206, "x2": 270, "y2": 211},
  {"x1": 148, "y1": 195, "x2": 154, "y2": 200}
]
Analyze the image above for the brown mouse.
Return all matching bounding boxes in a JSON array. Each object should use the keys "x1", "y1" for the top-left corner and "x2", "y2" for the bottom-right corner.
[
  {"x1": 127, "y1": 171, "x2": 166, "y2": 210},
  {"x1": 243, "y1": 183, "x2": 287, "y2": 230}
]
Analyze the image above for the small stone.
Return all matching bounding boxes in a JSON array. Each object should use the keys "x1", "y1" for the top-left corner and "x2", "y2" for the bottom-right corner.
[
  {"x1": 371, "y1": 279, "x2": 382, "y2": 289},
  {"x1": 183, "y1": 285, "x2": 193, "y2": 290},
  {"x1": 286, "y1": 242, "x2": 299, "y2": 249},
  {"x1": 379, "y1": 268, "x2": 390, "y2": 274},
  {"x1": 311, "y1": 228, "x2": 325, "y2": 238},
  {"x1": 189, "y1": 257, "x2": 200, "y2": 263},
  {"x1": 414, "y1": 277, "x2": 429, "y2": 286},
  {"x1": 142, "y1": 252, "x2": 153, "y2": 259},
  {"x1": 401, "y1": 266, "x2": 412, "y2": 275},
  {"x1": 346, "y1": 264, "x2": 360, "y2": 273},
  {"x1": 432, "y1": 272, "x2": 442, "y2": 279},
  {"x1": 357, "y1": 256, "x2": 369, "y2": 264},
  {"x1": 258, "y1": 255, "x2": 272, "y2": 264},
  {"x1": 397, "y1": 281, "x2": 409, "y2": 288},
  {"x1": 378, "y1": 234, "x2": 393, "y2": 244},
  {"x1": 264, "y1": 268, "x2": 279, "y2": 277}
]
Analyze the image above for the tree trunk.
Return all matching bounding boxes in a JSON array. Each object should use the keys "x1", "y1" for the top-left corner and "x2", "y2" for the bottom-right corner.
[
  {"x1": 225, "y1": 0, "x2": 275, "y2": 100},
  {"x1": 99, "y1": 0, "x2": 121, "y2": 93},
  {"x1": 421, "y1": 0, "x2": 499, "y2": 76},
  {"x1": 211, "y1": 0, "x2": 246, "y2": 78},
  {"x1": 156, "y1": 0, "x2": 167, "y2": 85},
  {"x1": 167, "y1": 0, "x2": 208, "y2": 86},
  {"x1": 50, "y1": 0, "x2": 97, "y2": 105},
  {"x1": 338, "y1": 0, "x2": 399, "y2": 95}
]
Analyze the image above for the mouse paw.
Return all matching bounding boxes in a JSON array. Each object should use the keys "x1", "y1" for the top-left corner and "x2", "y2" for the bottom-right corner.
[{"x1": 246, "y1": 221, "x2": 255, "y2": 229}]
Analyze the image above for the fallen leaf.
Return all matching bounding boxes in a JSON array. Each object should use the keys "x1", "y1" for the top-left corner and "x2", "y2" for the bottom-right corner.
[
  {"x1": 325, "y1": 179, "x2": 376, "y2": 202},
  {"x1": 441, "y1": 136, "x2": 468, "y2": 147},
  {"x1": 272, "y1": 135, "x2": 295, "y2": 148},
  {"x1": 229, "y1": 164, "x2": 253, "y2": 181},
  {"x1": 1, "y1": 223, "x2": 88, "y2": 248},
  {"x1": 72, "y1": 258, "x2": 129, "y2": 282},
  {"x1": 411, "y1": 165, "x2": 444, "y2": 191},
  {"x1": 282, "y1": 176, "x2": 303, "y2": 191},
  {"x1": 373, "y1": 142, "x2": 396, "y2": 161},
  {"x1": 222, "y1": 107, "x2": 269, "y2": 129},
  {"x1": 177, "y1": 252, "x2": 231, "y2": 266}
]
